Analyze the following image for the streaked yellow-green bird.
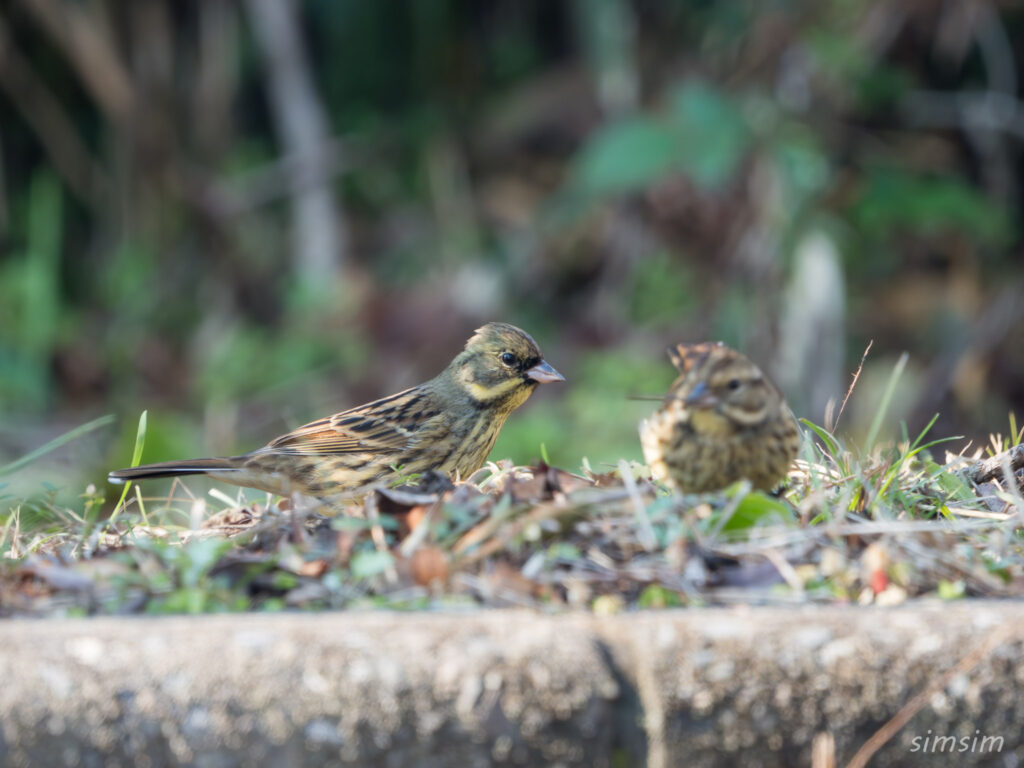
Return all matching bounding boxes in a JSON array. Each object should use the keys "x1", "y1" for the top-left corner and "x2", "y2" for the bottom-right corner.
[{"x1": 110, "y1": 323, "x2": 564, "y2": 498}]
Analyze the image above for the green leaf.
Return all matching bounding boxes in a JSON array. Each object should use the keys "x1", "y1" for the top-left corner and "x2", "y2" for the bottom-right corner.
[
  {"x1": 771, "y1": 133, "x2": 830, "y2": 200},
  {"x1": 271, "y1": 571, "x2": 300, "y2": 590},
  {"x1": 799, "y1": 419, "x2": 841, "y2": 458},
  {"x1": 982, "y1": 554, "x2": 1012, "y2": 584},
  {"x1": 667, "y1": 81, "x2": 749, "y2": 188},
  {"x1": 572, "y1": 116, "x2": 680, "y2": 195},
  {"x1": 637, "y1": 584, "x2": 682, "y2": 609},
  {"x1": 937, "y1": 579, "x2": 965, "y2": 600},
  {"x1": 180, "y1": 538, "x2": 233, "y2": 588},
  {"x1": 546, "y1": 542, "x2": 581, "y2": 561},
  {"x1": 721, "y1": 491, "x2": 793, "y2": 533},
  {"x1": 151, "y1": 587, "x2": 208, "y2": 615},
  {"x1": 924, "y1": 460, "x2": 975, "y2": 503},
  {"x1": 350, "y1": 549, "x2": 395, "y2": 579},
  {"x1": 111, "y1": 410, "x2": 148, "y2": 521},
  {"x1": 330, "y1": 516, "x2": 376, "y2": 531},
  {"x1": 331, "y1": 514, "x2": 399, "y2": 531},
  {"x1": 850, "y1": 169, "x2": 1013, "y2": 248}
]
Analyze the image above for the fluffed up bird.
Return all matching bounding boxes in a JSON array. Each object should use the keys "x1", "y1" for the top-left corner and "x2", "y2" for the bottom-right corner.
[
  {"x1": 109, "y1": 323, "x2": 564, "y2": 498},
  {"x1": 640, "y1": 341, "x2": 800, "y2": 493}
]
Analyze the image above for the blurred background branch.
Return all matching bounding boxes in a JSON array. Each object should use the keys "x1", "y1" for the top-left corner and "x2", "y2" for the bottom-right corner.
[
  {"x1": 0, "y1": 15, "x2": 108, "y2": 206},
  {"x1": 15, "y1": 0, "x2": 134, "y2": 127},
  {"x1": 245, "y1": 0, "x2": 348, "y2": 285}
]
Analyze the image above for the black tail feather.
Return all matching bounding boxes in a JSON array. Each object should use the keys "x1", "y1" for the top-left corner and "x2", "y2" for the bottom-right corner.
[{"x1": 108, "y1": 457, "x2": 240, "y2": 484}]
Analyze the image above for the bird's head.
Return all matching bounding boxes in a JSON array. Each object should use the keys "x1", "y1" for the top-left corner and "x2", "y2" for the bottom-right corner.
[
  {"x1": 666, "y1": 342, "x2": 782, "y2": 434},
  {"x1": 449, "y1": 322, "x2": 564, "y2": 408}
]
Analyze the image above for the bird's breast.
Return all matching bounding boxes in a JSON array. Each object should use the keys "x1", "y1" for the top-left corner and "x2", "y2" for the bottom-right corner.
[{"x1": 688, "y1": 408, "x2": 739, "y2": 439}]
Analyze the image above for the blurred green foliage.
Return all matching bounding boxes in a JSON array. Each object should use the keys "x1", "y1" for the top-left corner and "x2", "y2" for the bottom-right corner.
[
  {"x1": 850, "y1": 169, "x2": 1014, "y2": 251},
  {"x1": 113, "y1": 537, "x2": 254, "y2": 614},
  {"x1": 572, "y1": 81, "x2": 750, "y2": 195},
  {"x1": 494, "y1": 348, "x2": 676, "y2": 470},
  {"x1": 1, "y1": 173, "x2": 62, "y2": 410}
]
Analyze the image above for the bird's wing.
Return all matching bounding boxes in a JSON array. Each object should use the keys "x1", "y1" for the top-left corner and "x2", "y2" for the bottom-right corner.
[{"x1": 259, "y1": 385, "x2": 438, "y2": 457}]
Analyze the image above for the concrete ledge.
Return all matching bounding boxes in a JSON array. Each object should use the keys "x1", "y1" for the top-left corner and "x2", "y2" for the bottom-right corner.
[{"x1": 1, "y1": 603, "x2": 1022, "y2": 766}]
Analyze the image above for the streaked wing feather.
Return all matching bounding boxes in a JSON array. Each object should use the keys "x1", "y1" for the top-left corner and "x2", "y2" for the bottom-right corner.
[{"x1": 261, "y1": 387, "x2": 426, "y2": 457}]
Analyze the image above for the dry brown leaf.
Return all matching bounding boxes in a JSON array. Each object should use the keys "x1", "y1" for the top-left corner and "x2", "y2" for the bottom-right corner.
[{"x1": 409, "y1": 546, "x2": 449, "y2": 586}]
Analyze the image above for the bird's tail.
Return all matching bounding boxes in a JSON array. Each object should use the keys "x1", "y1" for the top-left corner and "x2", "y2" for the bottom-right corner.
[{"x1": 108, "y1": 457, "x2": 241, "y2": 485}]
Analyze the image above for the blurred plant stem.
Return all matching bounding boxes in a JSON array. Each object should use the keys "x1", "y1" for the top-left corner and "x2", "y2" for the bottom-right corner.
[
  {"x1": 245, "y1": 0, "x2": 349, "y2": 286},
  {"x1": 13, "y1": 0, "x2": 134, "y2": 128},
  {"x1": 572, "y1": 0, "x2": 638, "y2": 116},
  {"x1": 775, "y1": 228, "x2": 846, "y2": 423},
  {"x1": 0, "y1": 14, "x2": 108, "y2": 207}
]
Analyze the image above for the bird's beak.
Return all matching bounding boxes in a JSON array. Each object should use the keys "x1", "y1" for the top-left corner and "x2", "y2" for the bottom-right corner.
[
  {"x1": 684, "y1": 380, "x2": 718, "y2": 408},
  {"x1": 526, "y1": 360, "x2": 565, "y2": 384}
]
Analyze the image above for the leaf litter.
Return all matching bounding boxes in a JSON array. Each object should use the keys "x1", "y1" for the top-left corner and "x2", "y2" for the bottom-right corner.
[{"x1": 2, "y1": 437, "x2": 1024, "y2": 617}]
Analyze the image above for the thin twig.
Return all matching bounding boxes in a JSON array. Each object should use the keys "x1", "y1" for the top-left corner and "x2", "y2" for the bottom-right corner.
[
  {"x1": 762, "y1": 549, "x2": 804, "y2": 593},
  {"x1": 453, "y1": 489, "x2": 637, "y2": 566},
  {"x1": 398, "y1": 500, "x2": 441, "y2": 558},
  {"x1": 844, "y1": 623, "x2": 1016, "y2": 768},
  {"x1": 620, "y1": 460, "x2": 656, "y2": 551},
  {"x1": 364, "y1": 493, "x2": 397, "y2": 584},
  {"x1": 832, "y1": 341, "x2": 872, "y2": 432},
  {"x1": 710, "y1": 517, "x2": 1004, "y2": 557},
  {"x1": 186, "y1": 138, "x2": 367, "y2": 219},
  {"x1": 812, "y1": 731, "x2": 836, "y2": 768}
]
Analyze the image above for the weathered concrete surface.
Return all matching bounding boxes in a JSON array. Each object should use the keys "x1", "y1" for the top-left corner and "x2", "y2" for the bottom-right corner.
[{"x1": 0, "y1": 603, "x2": 1022, "y2": 767}]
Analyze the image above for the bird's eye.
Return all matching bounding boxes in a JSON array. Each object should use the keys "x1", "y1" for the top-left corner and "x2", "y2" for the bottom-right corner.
[
  {"x1": 727, "y1": 378, "x2": 741, "y2": 390},
  {"x1": 500, "y1": 352, "x2": 517, "y2": 366}
]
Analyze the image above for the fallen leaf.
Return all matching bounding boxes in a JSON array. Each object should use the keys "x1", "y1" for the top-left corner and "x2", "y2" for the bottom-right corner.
[
  {"x1": 592, "y1": 594, "x2": 625, "y2": 615},
  {"x1": 409, "y1": 546, "x2": 449, "y2": 586},
  {"x1": 299, "y1": 559, "x2": 329, "y2": 578}
]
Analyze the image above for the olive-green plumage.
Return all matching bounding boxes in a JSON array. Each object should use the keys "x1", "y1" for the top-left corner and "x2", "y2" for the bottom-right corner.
[
  {"x1": 109, "y1": 323, "x2": 564, "y2": 498},
  {"x1": 640, "y1": 342, "x2": 800, "y2": 493}
]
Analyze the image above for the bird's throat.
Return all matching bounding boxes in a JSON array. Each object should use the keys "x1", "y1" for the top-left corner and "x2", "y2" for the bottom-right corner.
[
  {"x1": 462, "y1": 376, "x2": 522, "y2": 403},
  {"x1": 689, "y1": 408, "x2": 737, "y2": 438}
]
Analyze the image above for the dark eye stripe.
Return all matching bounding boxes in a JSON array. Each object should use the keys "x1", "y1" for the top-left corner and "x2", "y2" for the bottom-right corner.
[{"x1": 717, "y1": 374, "x2": 762, "y2": 389}]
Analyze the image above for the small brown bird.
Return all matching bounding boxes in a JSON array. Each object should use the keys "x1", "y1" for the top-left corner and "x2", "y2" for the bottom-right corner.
[
  {"x1": 640, "y1": 342, "x2": 800, "y2": 493},
  {"x1": 110, "y1": 323, "x2": 564, "y2": 498}
]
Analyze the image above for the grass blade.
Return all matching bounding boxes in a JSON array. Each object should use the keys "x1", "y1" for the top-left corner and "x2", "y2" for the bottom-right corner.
[
  {"x1": 907, "y1": 413, "x2": 939, "y2": 454},
  {"x1": 110, "y1": 411, "x2": 148, "y2": 521},
  {"x1": 0, "y1": 415, "x2": 115, "y2": 476},
  {"x1": 864, "y1": 352, "x2": 908, "y2": 450},
  {"x1": 800, "y1": 419, "x2": 841, "y2": 457}
]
